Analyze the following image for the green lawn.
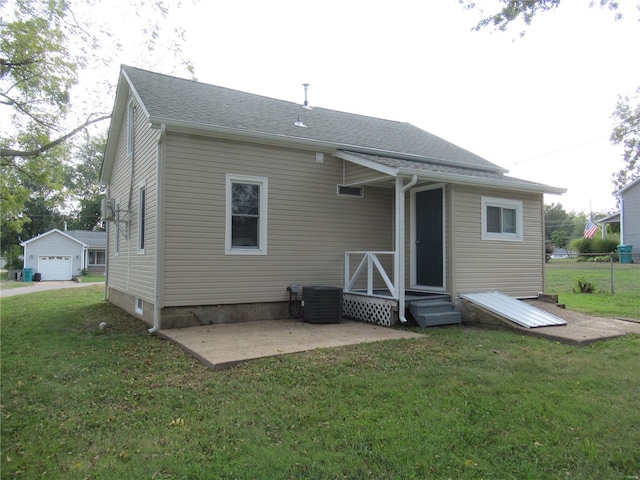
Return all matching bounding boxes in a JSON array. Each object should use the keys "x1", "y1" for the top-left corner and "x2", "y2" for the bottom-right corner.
[
  {"x1": 545, "y1": 260, "x2": 640, "y2": 319},
  {"x1": 2, "y1": 286, "x2": 639, "y2": 479},
  {"x1": 0, "y1": 270, "x2": 104, "y2": 290}
]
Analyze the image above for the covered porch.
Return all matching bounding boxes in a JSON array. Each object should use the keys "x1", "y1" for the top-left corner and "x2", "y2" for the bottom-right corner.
[{"x1": 334, "y1": 150, "x2": 566, "y2": 327}]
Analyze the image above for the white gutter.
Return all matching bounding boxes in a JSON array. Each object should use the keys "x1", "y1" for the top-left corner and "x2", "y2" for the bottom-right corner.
[
  {"x1": 148, "y1": 124, "x2": 166, "y2": 334},
  {"x1": 395, "y1": 175, "x2": 418, "y2": 324},
  {"x1": 395, "y1": 167, "x2": 566, "y2": 196}
]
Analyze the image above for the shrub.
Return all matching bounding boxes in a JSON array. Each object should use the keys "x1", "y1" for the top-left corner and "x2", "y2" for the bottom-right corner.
[
  {"x1": 591, "y1": 236, "x2": 619, "y2": 254},
  {"x1": 569, "y1": 236, "x2": 621, "y2": 260},
  {"x1": 569, "y1": 237, "x2": 592, "y2": 255},
  {"x1": 573, "y1": 276, "x2": 595, "y2": 293}
]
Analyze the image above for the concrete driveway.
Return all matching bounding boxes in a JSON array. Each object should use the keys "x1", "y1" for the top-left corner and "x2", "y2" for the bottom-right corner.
[{"x1": 0, "y1": 280, "x2": 104, "y2": 297}]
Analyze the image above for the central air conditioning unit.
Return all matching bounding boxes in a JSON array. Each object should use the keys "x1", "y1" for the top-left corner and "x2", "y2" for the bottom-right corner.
[
  {"x1": 101, "y1": 198, "x2": 116, "y2": 221},
  {"x1": 302, "y1": 286, "x2": 343, "y2": 324}
]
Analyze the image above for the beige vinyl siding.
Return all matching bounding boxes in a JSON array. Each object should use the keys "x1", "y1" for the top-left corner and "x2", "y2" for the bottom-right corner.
[
  {"x1": 451, "y1": 186, "x2": 544, "y2": 298},
  {"x1": 106, "y1": 96, "x2": 158, "y2": 303},
  {"x1": 622, "y1": 182, "x2": 639, "y2": 248},
  {"x1": 343, "y1": 161, "x2": 392, "y2": 186},
  {"x1": 162, "y1": 134, "x2": 394, "y2": 306}
]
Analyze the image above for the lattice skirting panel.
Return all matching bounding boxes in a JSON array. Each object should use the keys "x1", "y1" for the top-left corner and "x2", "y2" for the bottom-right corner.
[{"x1": 343, "y1": 294, "x2": 397, "y2": 327}]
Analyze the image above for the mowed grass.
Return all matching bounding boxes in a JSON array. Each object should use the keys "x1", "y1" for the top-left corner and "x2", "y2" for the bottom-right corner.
[
  {"x1": 2, "y1": 286, "x2": 639, "y2": 479},
  {"x1": 545, "y1": 260, "x2": 640, "y2": 319}
]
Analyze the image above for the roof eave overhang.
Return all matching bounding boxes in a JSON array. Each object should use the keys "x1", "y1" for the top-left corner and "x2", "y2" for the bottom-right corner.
[
  {"x1": 334, "y1": 151, "x2": 566, "y2": 195},
  {"x1": 397, "y1": 167, "x2": 567, "y2": 195},
  {"x1": 149, "y1": 117, "x2": 506, "y2": 174}
]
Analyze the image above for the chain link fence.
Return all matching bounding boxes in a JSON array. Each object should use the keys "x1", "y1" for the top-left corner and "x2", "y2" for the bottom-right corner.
[{"x1": 546, "y1": 252, "x2": 640, "y2": 295}]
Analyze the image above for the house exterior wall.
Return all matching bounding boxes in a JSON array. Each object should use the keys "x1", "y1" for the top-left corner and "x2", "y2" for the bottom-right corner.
[
  {"x1": 105, "y1": 95, "x2": 159, "y2": 315},
  {"x1": 22, "y1": 232, "x2": 84, "y2": 277},
  {"x1": 621, "y1": 180, "x2": 640, "y2": 255},
  {"x1": 161, "y1": 133, "x2": 394, "y2": 308},
  {"x1": 450, "y1": 186, "x2": 545, "y2": 298}
]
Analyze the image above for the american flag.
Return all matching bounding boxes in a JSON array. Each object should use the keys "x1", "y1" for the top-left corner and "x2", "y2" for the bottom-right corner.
[{"x1": 584, "y1": 218, "x2": 598, "y2": 239}]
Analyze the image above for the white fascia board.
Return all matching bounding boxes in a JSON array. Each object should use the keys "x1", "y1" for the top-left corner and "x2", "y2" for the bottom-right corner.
[{"x1": 102, "y1": 68, "x2": 153, "y2": 186}]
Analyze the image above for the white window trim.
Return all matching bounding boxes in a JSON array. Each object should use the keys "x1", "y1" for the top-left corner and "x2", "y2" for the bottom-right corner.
[
  {"x1": 225, "y1": 174, "x2": 268, "y2": 255},
  {"x1": 481, "y1": 196, "x2": 523, "y2": 241},
  {"x1": 135, "y1": 298, "x2": 143, "y2": 315},
  {"x1": 137, "y1": 183, "x2": 146, "y2": 254},
  {"x1": 127, "y1": 101, "x2": 134, "y2": 156},
  {"x1": 113, "y1": 204, "x2": 120, "y2": 256}
]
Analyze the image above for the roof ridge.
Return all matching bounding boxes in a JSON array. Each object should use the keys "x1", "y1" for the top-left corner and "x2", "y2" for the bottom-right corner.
[{"x1": 122, "y1": 64, "x2": 414, "y2": 126}]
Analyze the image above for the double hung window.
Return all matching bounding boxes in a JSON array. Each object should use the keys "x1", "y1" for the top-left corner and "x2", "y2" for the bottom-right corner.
[{"x1": 226, "y1": 174, "x2": 268, "y2": 255}]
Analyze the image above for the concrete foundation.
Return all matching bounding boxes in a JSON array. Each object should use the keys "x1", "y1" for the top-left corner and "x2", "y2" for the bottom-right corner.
[{"x1": 107, "y1": 287, "x2": 290, "y2": 329}]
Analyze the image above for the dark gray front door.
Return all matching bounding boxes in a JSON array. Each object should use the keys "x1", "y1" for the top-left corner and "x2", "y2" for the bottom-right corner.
[{"x1": 415, "y1": 187, "x2": 444, "y2": 288}]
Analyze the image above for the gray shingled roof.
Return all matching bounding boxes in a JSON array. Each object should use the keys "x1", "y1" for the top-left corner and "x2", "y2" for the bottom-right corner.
[
  {"x1": 122, "y1": 65, "x2": 503, "y2": 173},
  {"x1": 343, "y1": 151, "x2": 559, "y2": 190},
  {"x1": 66, "y1": 230, "x2": 106, "y2": 248}
]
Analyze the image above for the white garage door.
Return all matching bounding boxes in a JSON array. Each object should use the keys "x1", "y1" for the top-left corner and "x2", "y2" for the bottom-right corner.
[{"x1": 38, "y1": 256, "x2": 73, "y2": 281}]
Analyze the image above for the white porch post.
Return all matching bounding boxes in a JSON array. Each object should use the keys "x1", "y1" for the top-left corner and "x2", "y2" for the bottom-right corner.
[{"x1": 395, "y1": 175, "x2": 417, "y2": 323}]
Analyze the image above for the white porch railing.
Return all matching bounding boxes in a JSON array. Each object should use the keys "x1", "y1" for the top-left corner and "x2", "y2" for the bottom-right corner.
[{"x1": 344, "y1": 251, "x2": 397, "y2": 299}]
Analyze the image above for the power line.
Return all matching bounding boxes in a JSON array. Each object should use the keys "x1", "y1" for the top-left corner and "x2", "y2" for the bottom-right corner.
[{"x1": 505, "y1": 135, "x2": 609, "y2": 167}]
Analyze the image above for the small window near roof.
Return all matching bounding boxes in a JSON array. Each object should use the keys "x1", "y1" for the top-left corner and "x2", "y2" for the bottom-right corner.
[{"x1": 337, "y1": 185, "x2": 364, "y2": 197}]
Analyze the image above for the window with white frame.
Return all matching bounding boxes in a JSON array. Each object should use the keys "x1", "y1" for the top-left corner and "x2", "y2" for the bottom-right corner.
[
  {"x1": 114, "y1": 204, "x2": 120, "y2": 255},
  {"x1": 127, "y1": 102, "x2": 134, "y2": 156},
  {"x1": 481, "y1": 197, "x2": 523, "y2": 241},
  {"x1": 88, "y1": 250, "x2": 105, "y2": 265},
  {"x1": 226, "y1": 174, "x2": 268, "y2": 255},
  {"x1": 135, "y1": 297, "x2": 143, "y2": 315},
  {"x1": 138, "y1": 184, "x2": 146, "y2": 253}
]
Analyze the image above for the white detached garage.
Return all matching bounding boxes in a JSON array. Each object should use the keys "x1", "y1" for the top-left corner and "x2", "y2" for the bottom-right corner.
[{"x1": 20, "y1": 229, "x2": 86, "y2": 281}]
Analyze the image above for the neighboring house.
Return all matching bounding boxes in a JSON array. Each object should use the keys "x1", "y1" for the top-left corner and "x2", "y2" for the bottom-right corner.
[
  {"x1": 100, "y1": 65, "x2": 565, "y2": 330},
  {"x1": 20, "y1": 229, "x2": 106, "y2": 280},
  {"x1": 599, "y1": 177, "x2": 640, "y2": 260}
]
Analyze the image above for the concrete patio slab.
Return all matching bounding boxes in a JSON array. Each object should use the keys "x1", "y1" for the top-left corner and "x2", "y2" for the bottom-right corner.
[{"x1": 157, "y1": 319, "x2": 424, "y2": 370}]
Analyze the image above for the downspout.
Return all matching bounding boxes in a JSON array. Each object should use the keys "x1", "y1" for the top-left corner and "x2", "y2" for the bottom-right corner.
[
  {"x1": 149, "y1": 123, "x2": 166, "y2": 334},
  {"x1": 103, "y1": 187, "x2": 110, "y2": 301},
  {"x1": 395, "y1": 175, "x2": 418, "y2": 324}
]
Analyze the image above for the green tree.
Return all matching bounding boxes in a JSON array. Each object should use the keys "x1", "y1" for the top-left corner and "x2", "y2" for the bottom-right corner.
[
  {"x1": 64, "y1": 134, "x2": 106, "y2": 231},
  {"x1": 544, "y1": 203, "x2": 573, "y2": 242},
  {"x1": 1, "y1": 0, "x2": 193, "y2": 237},
  {"x1": 610, "y1": 87, "x2": 640, "y2": 193},
  {"x1": 459, "y1": 0, "x2": 624, "y2": 34}
]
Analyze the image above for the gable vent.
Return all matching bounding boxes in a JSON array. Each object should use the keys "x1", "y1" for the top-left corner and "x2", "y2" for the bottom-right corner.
[{"x1": 337, "y1": 185, "x2": 364, "y2": 197}]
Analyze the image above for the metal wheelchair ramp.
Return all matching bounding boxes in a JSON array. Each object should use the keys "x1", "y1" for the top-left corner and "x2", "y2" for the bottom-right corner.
[{"x1": 460, "y1": 291, "x2": 567, "y2": 329}]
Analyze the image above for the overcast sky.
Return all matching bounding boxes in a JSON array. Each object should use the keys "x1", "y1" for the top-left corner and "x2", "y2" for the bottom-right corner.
[{"x1": 95, "y1": 1, "x2": 640, "y2": 214}]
